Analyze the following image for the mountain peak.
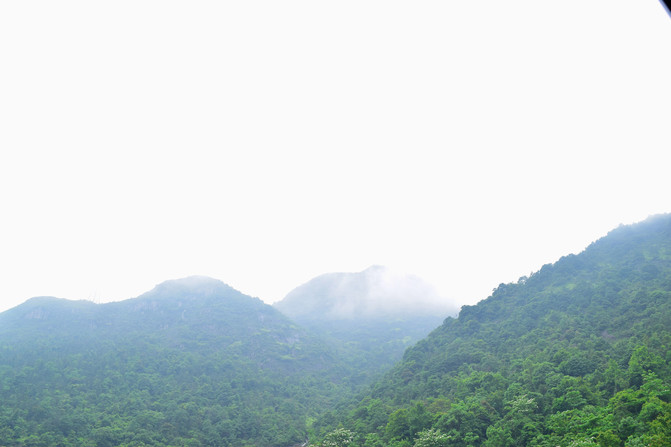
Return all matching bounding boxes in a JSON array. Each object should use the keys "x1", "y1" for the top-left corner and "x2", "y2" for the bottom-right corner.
[
  {"x1": 138, "y1": 275, "x2": 241, "y2": 300},
  {"x1": 275, "y1": 266, "x2": 458, "y2": 321}
]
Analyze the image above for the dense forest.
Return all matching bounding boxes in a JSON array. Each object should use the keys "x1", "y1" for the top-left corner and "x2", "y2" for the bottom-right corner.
[
  {"x1": 0, "y1": 277, "x2": 352, "y2": 446},
  {"x1": 312, "y1": 215, "x2": 671, "y2": 446},
  {"x1": 1, "y1": 215, "x2": 670, "y2": 446}
]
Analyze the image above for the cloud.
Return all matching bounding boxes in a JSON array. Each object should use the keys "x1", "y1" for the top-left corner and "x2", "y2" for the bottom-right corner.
[{"x1": 278, "y1": 266, "x2": 459, "y2": 321}]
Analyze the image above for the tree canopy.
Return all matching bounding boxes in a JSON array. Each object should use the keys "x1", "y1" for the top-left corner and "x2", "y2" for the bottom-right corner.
[{"x1": 315, "y1": 215, "x2": 671, "y2": 446}]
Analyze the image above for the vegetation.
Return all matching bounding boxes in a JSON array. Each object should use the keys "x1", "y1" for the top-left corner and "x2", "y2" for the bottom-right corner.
[
  {"x1": 2, "y1": 215, "x2": 671, "y2": 446},
  {"x1": 0, "y1": 277, "x2": 350, "y2": 446},
  {"x1": 313, "y1": 215, "x2": 671, "y2": 446}
]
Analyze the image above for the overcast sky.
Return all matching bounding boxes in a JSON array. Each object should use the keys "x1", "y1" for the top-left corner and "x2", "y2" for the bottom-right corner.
[{"x1": 1, "y1": 1, "x2": 669, "y2": 314}]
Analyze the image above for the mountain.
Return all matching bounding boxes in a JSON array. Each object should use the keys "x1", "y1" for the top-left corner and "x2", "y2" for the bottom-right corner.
[
  {"x1": 0, "y1": 276, "x2": 347, "y2": 447},
  {"x1": 275, "y1": 266, "x2": 455, "y2": 321},
  {"x1": 274, "y1": 266, "x2": 459, "y2": 380},
  {"x1": 5, "y1": 214, "x2": 671, "y2": 447},
  {"x1": 316, "y1": 215, "x2": 671, "y2": 446}
]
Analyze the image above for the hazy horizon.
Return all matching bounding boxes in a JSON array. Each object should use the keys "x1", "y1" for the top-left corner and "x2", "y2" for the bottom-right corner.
[{"x1": 1, "y1": 1, "x2": 670, "y2": 313}]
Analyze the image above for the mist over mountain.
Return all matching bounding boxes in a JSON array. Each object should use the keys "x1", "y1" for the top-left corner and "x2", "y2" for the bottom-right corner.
[
  {"x1": 274, "y1": 266, "x2": 459, "y2": 381},
  {"x1": 1, "y1": 276, "x2": 311, "y2": 364},
  {"x1": 0, "y1": 269, "x2": 461, "y2": 446},
  {"x1": 275, "y1": 265, "x2": 458, "y2": 321},
  {"x1": 2, "y1": 216, "x2": 671, "y2": 446}
]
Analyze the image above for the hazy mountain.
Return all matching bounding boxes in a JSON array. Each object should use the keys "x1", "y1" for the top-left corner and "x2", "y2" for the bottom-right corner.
[
  {"x1": 0, "y1": 276, "x2": 347, "y2": 447},
  {"x1": 5, "y1": 215, "x2": 671, "y2": 447},
  {"x1": 274, "y1": 266, "x2": 459, "y2": 381},
  {"x1": 318, "y1": 214, "x2": 671, "y2": 446},
  {"x1": 275, "y1": 265, "x2": 457, "y2": 321},
  {"x1": 0, "y1": 276, "x2": 331, "y2": 370}
]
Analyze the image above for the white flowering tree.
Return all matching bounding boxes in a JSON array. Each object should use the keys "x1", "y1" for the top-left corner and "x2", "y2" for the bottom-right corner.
[
  {"x1": 413, "y1": 428, "x2": 449, "y2": 447},
  {"x1": 321, "y1": 428, "x2": 355, "y2": 447}
]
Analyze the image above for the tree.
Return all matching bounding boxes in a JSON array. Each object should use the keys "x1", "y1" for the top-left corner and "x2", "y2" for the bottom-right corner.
[
  {"x1": 413, "y1": 428, "x2": 449, "y2": 447},
  {"x1": 322, "y1": 428, "x2": 355, "y2": 447}
]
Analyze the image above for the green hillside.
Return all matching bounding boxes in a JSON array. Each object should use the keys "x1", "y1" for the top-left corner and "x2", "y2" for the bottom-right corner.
[
  {"x1": 0, "y1": 277, "x2": 347, "y2": 447},
  {"x1": 3, "y1": 215, "x2": 671, "y2": 447},
  {"x1": 316, "y1": 215, "x2": 671, "y2": 446}
]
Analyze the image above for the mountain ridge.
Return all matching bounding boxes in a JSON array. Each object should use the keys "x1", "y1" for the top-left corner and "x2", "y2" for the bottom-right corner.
[
  {"x1": 0, "y1": 276, "x2": 350, "y2": 446},
  {"x1": 317, "y1": 214, "x2": 671, "y2": 446},
  {"x1": 3, "y1": 215, "x2": 671, "y2": 446}
]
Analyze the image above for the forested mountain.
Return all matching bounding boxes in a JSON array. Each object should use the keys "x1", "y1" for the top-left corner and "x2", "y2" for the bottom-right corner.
[
  {"x1": 274, "y1": 266, "x2": 458, "y2": 380},
  {"x1": 3, "y1": 215, "x2": 671, "y2": 447},
  {"x1": 0, "y1": 277, "x2": 350, "y2": 446},
  {"x1": 314, "y1": 215, "x2": 671, "y2": 446}
]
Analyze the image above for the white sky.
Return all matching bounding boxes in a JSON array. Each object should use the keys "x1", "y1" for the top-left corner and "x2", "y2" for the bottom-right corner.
[{"x1": 1, "y1": 1, "x2": 670, "y2": 314}]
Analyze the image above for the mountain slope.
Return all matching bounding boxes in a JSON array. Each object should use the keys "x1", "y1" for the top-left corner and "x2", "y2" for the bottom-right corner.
[
  {"x1": 274, "y1": 266, "x2": 458, "y2": 380},
  {"x1": 0, "y1": 276, "x2": 346, "y2": 447},
  {"x1": 320, "y1": 215, "x2": 671, "y2": 446}
]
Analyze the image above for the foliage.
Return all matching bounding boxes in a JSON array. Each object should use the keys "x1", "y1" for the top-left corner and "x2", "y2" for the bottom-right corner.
[
  {"x1": 413, "y1": 428, "x2": 450, "y2": 447},
  {"x1": 320, "y1": 428, "x2": 356, "y2": 447},
  {"x1": 316, "y1": 214, "x2": 671, "y2": 446},
  {"x1": 0, "y1": 278, "x2": 354, "y2": 446},
  {"x1": 3, "y1": 215, "x2": 671, "y2": 446}
]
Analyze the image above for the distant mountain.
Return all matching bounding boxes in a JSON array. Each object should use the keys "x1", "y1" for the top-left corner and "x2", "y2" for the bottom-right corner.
[
  {"x1": 0, "y1": 276, "x2": 347, "y2": 447},
  {"x1": 274, "y1": 266, "x2": 458, "y2": 380},
  {"x1": 319, "y1": 215, "x2": 671, "y2": 446},
  {"x1": 275, "y1": 265, "x2": 457, "y2": 321}
]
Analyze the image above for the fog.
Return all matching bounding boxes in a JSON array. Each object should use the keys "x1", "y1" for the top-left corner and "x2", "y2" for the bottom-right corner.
[
  {"x1": 276, "y1": 266, "x2": 459, "y2": 320},
  {"x1": 1, "y1": 1, "x2": 669, "y2": 314}
]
